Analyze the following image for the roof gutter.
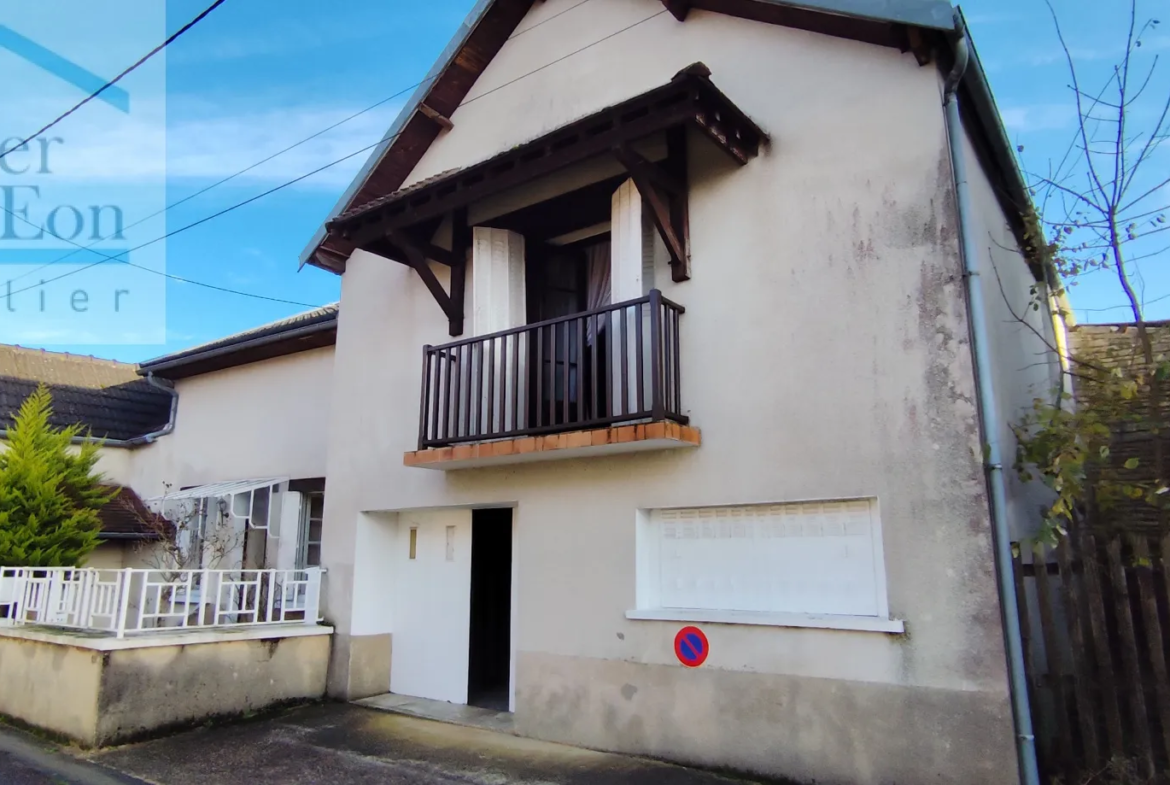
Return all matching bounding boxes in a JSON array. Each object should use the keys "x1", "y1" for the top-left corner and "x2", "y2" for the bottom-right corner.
[
  {"x1": 0, "y1": 372, "x2": 177, "y2": 449},
  {"x1": 943, "y1": 15, "x2": 1041, "y2": 785},
  {"x1": 951, "y1": 8, "x2": 1037, "y2": 275},
  {"x1": 138, "y1": 316, "x2": 337, "y2": 376}
]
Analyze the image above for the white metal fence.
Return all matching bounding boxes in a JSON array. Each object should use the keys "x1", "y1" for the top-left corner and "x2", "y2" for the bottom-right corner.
[{"x1": 0, "y1": 567, "x2": 322, "y2": 638}]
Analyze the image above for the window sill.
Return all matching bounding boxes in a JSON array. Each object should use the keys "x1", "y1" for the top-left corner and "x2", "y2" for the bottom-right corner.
[{"x1": 624, "y1": 608, "x2": 905, "y2": 634}]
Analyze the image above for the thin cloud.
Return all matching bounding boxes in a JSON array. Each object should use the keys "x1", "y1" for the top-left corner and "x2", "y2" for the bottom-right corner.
[
  {"x1": 164, "y1": 101, "x2": 401, "y2": 189},
  {"x1": 1001, "y1": 104, "x2": 1078, "y2": 132},
  {"x1": 4, "y1": 97, "x2": 400, "y2": 190}
]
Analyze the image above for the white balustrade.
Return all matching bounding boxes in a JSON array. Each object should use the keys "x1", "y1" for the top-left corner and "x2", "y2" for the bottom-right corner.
[{"x1": 0, "y1": 566, "x2": 322, "y2": 638}]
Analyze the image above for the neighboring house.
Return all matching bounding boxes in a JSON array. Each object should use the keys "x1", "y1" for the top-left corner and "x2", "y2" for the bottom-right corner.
[
  {"x1": 0, "y1": 345, "x2": 173, "y2": 567},
  {"x1": 127, "y1": 304, "x2": 337, "y2": 575},
  {"x1": 0, "y1": 304, "x2": 337, "y2": 576},
  {"x1": 299, "y1": 1, "x2": 1063, "y2": 784},
  {"x1": 84, "y1": 486, "x2": 169, "y2": 569},
  {"x1": 0, "y1": 328, "x2": 336, "y2": 749}
]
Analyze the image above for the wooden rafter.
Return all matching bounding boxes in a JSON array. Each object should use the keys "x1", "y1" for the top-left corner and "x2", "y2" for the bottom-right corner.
[
  {"x1": 904, "y1": 27, "x2": 933, "y2": 66},
  {"x1": 613, "y1": 142, "x2": 690, "y2": 282},
  {"x1": 661, "y1": 0, "x2": 690, "y2": 21},
  {"x1": 418, "y1": 103, "x2": 454, "y2": 131}
]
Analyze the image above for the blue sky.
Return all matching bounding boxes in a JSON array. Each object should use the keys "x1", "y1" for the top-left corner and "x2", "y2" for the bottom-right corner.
[{"x1": 5, "y1": 0, "x2": 1168, "y2": 361}]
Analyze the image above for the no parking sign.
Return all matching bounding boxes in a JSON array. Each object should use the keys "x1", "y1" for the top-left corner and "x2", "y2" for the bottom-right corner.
[{"x1": 673, "y1": 626, "x2": 709, "y2": 667}]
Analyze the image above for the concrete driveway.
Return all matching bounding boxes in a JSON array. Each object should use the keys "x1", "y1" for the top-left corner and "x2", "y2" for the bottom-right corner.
[{"x1": 73, "y1": 703, "x2": 771, "y2": 785}]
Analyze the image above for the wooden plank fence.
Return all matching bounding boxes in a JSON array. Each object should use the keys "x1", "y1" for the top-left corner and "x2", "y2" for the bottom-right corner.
[{"x1": 1014, "y1": 528, "x2": 1170, "y2": 783}]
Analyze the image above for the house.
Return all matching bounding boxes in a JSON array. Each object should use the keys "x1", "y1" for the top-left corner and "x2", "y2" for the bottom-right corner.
[
  {"x1": 299, "y1": 0, "x2": 1064, "y2": 783},
  {"x1": 0, "y1": 303, "x2": 337, "y2": 575},
  {"x1": 0, "y1": 319, "x2": 337, "y2": 747},
  {"x1": 129, "y1": 304, "x2": 338, "y2": 574},
  {"x1": 0, "y1": 345, "x2": 173, "y2": 567}
]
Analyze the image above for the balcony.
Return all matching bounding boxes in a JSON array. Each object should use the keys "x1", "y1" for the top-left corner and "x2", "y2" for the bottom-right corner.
[{"x1": 405, "y1": 290, "x2": 700, "y2": 469}]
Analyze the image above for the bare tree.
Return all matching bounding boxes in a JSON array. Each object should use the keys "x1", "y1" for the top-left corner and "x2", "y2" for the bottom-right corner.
[
  {"x1": 121, "y1": 486, "x2": 243, "y2": 577},
  {"x1": 1009, "y1": 1, "x2": 1170, "y2": 555},
  {"x1": 1029, "y1": 0, "x2": 1167, "y2": 327}
]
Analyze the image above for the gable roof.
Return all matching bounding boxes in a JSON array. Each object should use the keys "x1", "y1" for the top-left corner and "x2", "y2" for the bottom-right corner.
[
  {"x1": 97, "y1": 485, "x2": 169, "y2": 540},
  {"x1": 138, "y1": 303, "x2": 339, "y2": 380},
  {"x1": 0, "y1": 345, "x2": 173, "y2": 442},
  {"x1": 301, "y1": 0, "x2": 1030, "y2": 275}
]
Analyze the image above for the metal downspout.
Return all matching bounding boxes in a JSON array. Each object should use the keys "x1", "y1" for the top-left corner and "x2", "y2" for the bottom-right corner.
[
  {"x1": 123, "y1": 372, "x2": 179, "y2": 446},
  {"x1": 942, "y1": 19, "x2": 1041, "y2": 785}
]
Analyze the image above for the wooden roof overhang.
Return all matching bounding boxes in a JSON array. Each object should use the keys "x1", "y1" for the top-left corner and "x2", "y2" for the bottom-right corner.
[{"x1": 328, "y1": 65, "x2": 766, "y2": 335}]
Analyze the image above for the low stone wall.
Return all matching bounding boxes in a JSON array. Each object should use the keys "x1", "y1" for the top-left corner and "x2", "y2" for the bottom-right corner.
[{"x1": 0, "y1": 625, "x2": 332, "y2": 747}]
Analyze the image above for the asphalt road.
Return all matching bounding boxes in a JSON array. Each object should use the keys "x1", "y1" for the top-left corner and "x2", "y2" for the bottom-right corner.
[
  {"x1": 3, "y1": 703, "x2": 774, "y2": 785},
  {"x1": 0, "y1": 727, "x2": 146, "y2": 785},
  {"x1": 87, "y1": 703, "x2": 768, "y2": 785}
]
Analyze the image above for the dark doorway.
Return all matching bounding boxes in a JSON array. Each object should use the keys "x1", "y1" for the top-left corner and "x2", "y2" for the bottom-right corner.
[
  {"x1": 468, "y1": 508, "x2": 513, "y2": 711},
  {"x1": 524, "y1": 238, "x2": 611, "y2": 427}
]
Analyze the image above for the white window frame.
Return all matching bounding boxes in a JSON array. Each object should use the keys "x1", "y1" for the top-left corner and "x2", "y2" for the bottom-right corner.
[
  {"x1": 296, "y1": 492, "x2": 324, "y2": 569},
  {"x1": 627, "y1": 498, "x2": 904, "y2": 634}
]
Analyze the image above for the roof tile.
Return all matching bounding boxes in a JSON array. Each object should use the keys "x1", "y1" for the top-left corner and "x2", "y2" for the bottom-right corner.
[{"x1": 0, "y1": 345, "x2": 172, "y2": 441}]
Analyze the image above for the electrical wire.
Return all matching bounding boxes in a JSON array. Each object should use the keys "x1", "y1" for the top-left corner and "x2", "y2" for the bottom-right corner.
[
  {"x1": 7, "y1": 0, "x2": 602, "y2": 285},
  {"x1": 3, "y1": 6, "x2": 669, "y2": 303},
  {"x1": 0, "y1": 0, "x2": 228, "y2": 161},
  {"x1": 0, "y1": 206, "x2": 318, "y2": 307}
]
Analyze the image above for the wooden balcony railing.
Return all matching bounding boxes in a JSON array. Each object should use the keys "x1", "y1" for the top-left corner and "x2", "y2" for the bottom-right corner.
[{"x1": 418, "y1": 290, "x2": 687, "y2": 449}]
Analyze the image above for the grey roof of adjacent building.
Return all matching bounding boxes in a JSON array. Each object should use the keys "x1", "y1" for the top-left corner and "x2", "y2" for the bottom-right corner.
[
  {"x1": 97, "y1": 485, "x2": 169, "y2": 540},
  {"x1": 137, "y1": 303, "x2": 339, "y2": 379},
  {"x1": 0, "y1": 345, "x2": 173, "y2": 441},
  {"x1": 300, "y1": 0, "x2": 1031, "y2": 274}
]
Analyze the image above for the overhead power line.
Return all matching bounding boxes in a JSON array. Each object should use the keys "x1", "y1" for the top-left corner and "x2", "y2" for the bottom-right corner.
[
  {"x1": 0, "y1": 205, "x2": 319, "y2": 307},
  {"x1": 3, "y1": 6, "x2": 667, "y2": 303},
  {"x1": 8, "y1": 0, "x2": 601, "y2": 286},
  {"x1": 0, "y1": 0, "x2": 228, "y2": 162}
]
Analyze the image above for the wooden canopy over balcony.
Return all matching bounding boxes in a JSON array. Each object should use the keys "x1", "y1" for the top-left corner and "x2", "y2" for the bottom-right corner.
[
  {"x1": 328, "y1": 64, "x2": 766, "y2": 243},
  {"x1": 327, "y1": 64, "x2": 765, "y2": 337}
]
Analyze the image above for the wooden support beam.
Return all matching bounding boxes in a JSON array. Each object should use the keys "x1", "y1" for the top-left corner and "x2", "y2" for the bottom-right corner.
[
  {"x1": 393, "y1": 233, "x2": 460, "y2": 333},
  {"x1": 662, "y1": 0, "x2": 690, "y2": 21},
  {"x1": 418, "y1": 103, "x2": 454, "y2": 131},
  {"x1": 613, "y1": 143, "x2": 690, "y2": 281},
  {"x1": 387, "y1": 230, "x2": 458, "y2": 267},
  {"x1": 449, "y1": 208, "x2": 469, "y2": 337},
  {"x1": 615, "y1": 148, "x2": 684, "y2": 197},
  {"x1": 407, "y1": 252, "x2": 456, "y2": 325},
  {"x1": 665, "y1": 126, "x2": 691, "y2": 282},
  {"x1": 904, "y1": 26, "x2": 933, "y2": 66}
]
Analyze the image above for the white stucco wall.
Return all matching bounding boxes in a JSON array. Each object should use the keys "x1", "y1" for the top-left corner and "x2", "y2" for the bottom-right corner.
[
  {"x1": 319, "y1": 1, "x2": 1046, "y2": 781},
  {"x1": 958, "y1": 122, "x2": 1062, "y2": 540},
  {"x1": 118, "y1": 347, "x2": 334, "y2": 497}
]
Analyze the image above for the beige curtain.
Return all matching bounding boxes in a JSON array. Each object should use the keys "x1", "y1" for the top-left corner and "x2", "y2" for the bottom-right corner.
[{"x1": 585, "y1": 240, "x2": 611, "y2": 345}]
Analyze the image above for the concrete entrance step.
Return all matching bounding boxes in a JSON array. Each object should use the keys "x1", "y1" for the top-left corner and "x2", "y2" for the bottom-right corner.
[{"x1": 355, "y1": 693, "x2": 515, "y2": 735}]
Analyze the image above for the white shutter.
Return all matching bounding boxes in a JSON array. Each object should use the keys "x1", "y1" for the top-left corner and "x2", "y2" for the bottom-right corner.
[{"x1": 648, "y1": 499, "x2": 888, "y2": 618}]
